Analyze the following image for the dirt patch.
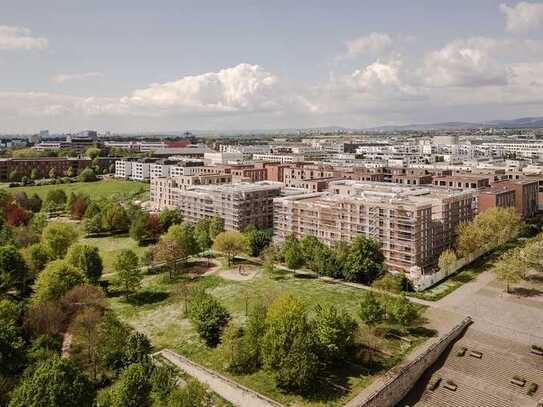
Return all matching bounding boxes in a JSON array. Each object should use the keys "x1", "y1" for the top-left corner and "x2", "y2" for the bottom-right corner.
[{"x1": 219, "y1": 265, "x2": 259, "y2": 281}]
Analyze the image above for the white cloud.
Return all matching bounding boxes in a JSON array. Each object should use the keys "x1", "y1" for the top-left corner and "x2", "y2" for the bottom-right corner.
[
  {"x1": 422, "y1": 38, "x2": 511, "y2": 87},
  {"x1": 51, "y1": 72, "x2": 103, "y2": 84},
  {"x1": 343, "y1": 32, "x2": 393, "y2": 58},
  {"x1": 500, "y1": 2, "x2": 543, "y2": 34},
  {"x1": 121, "y1": 63, "x2": 292, "y2": 113},
  {"x1": 0, "y1": 25, "x2": 48, "y2": 50}
]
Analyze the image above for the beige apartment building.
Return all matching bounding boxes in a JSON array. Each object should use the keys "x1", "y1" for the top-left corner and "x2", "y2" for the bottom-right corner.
[
  {"x1": 152, "y1": 179, "x2": 282, "y2": 230},
  {"x1": 273, "y1": 180, "x2": 475, "y2": 275},
  {"x1": 150, "y1": 174, "x2": 232, "y2": 209}
]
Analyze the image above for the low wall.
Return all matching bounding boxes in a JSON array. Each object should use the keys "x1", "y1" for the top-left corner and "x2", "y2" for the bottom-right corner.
[
  {"x1": 413, "y1": 248, "x2": 487, "y2": 291},
  {"x1": 348, "y1": 316, "x2": 472, "y2": 407}
]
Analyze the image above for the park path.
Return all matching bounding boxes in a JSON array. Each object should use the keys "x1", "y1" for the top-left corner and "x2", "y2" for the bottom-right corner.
[{"x1": 156, "y1": 349, "x2": 284, "y2": 407}]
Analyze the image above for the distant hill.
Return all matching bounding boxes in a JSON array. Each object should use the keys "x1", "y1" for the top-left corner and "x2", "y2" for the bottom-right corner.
[{"x1": 368, "y1": 117, "x2": 543, "y2": 131}]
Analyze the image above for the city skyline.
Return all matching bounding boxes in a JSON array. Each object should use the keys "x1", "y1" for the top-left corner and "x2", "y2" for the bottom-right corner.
[{"x1": 2, "y1": 0, "x2": 543, "y2": 132}]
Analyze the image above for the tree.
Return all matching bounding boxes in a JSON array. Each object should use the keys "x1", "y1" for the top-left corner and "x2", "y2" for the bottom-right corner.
[
  {"x1": 30, "y1": 168, "x2": 39, "y2": 180},
  {"x1": 493, "y1": 250, "x2": 523, "y2": 293},
  {"x1": 112, "y1": 249, "x2": 141, "y2": 296},
  {"x1": 32, "y1": 260, "x2": 87, "y2": 304},
  {"x1": 218, "y1": 323, "x2": 252, "y2": 373},
  {"x1": 244, "y1": 226, "x2": 273, "y2": 257},
  {"x1": 212, "y1": 230, "x2": 247, "y2": 265},
  {"x1": 372, "y1": 273, "x2": 404, "y2": 318},
  {"x1": 44, "y1": 189, "x2": 67, "y2": 212},
  {"x1": 23, "y1": 243, "x2": 50, "y2": 275},
  {"x1": 282, "y1": 234, "x2": 304, "y2": 269},
  {"x1": 163, "y1": 380, "x2": 211, "y2": 407},
  {"x1": 23, "y1": 301, "x2": 66, "y2": 339},
  {"x1": 438, "y1": 249, "x2": 458, "y2": 275},
  {"x1": 9, "y1": 169, "x2": 20, "y2": 182},
  {"x1": 27, "y1": 194, "x2": 42, "y2": 212},
  {"x1": 314, "y1": 304, "x2": 357, "y2": 365},
  {"x1": 158, "y1": 208, "x2": 183, "y2": 232},
  {"x1": 66, "y1": 244, "x2": 103, "y2": 283},
  {"x1": 5, "y1": 202, "x2": 28, "y2": 227},
  {"x1": 62, "y1": 284, "x2": 105, "y2": 318},
  {"x1": 208, "y1": 216, "x2": 224, "y2": 241},
  {"x1": 48, "y1": 168, "x2": 57, "y2": 179},
  {"x1": 31, "y1": 212, "x2": 47, "y2": 235},
  {"x1": 101, "y1": 204, "x2": 129, "y2": 233},
  {"x1": 41, "y1": 222, "x2": 78, "y2": 259},
  {"x1": 167, "y1": 223, "x2": 198, "y2": 261},
  {"x1": 96, "y1": 312, "x2": 132, "y2": 373},
  {"x1": 389, "y1": 294, "x2": 419, "y2": 330},
  {"x1": 261, "y1": 245, "x2": 277, "y2": 276},
  {"x1": 344, "y1": 235, "x2": 385, "y2": 284},
  {"x1": 261, "y1": 293, "x2": 320, "y2": 392},
  {"x1": 358, "y1": 291, "x2": 385, "y2": 364},
  {"x1": 85, "y1": 147, "x2": 101, "y2": 160},
  {"x1": 78, "y1": 168, "x2": 97, "y2": 182},
  {"x1": 70, "y1": 308, "x2": 102, "y2": 382},
  {"x1": 66, "y1": 167, "x2": 75, "y2": 178},
  {"x1": 0, "y1": 245, "x2": 30, "y2": 296},
  {"x1": 194, "y1": 218, "x2": 212, "y2": 254},
  {"x1": 122, "y1": 332, "x2": 152, "y2": 366},
  {"x1": 300, "y1": 235, "x2": 324, "y2": 272},
  {"x1": 0, "y1": 299, "x2": 25, "y2": 375},
  {"x1": 9, "y1": 356, "x2": 95, "y2": 407},
  {"x1": 109, "y1": 363, "x2": 151, "y2": 407},
  {"x1": 155, "y1": 236, "x2": 184, "y2": 279},
  {"x1": 190, "y1": 290, "x2": 230, "y2": 346}
]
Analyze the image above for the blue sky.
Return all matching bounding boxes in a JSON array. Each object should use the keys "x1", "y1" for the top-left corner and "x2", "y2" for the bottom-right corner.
[{"x1": 1, "y1": 0, "x2": 543, "y2": 132}]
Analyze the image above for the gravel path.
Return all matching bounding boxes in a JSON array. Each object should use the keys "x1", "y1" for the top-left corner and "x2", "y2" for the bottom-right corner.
[{"x1": 157, "y1": 349, "x2": 283, "y2": 407}]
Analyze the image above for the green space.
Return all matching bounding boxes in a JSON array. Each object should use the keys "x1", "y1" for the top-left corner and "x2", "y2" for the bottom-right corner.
[
  {"x1": 0, "y1": 179, "x2": 149, "y2": 201},
  {"x1": 108, "y1": 259, "x2": 431, "y2": 406},
  {"x1": 80, "y1": 234, "x2": 149, "y2": 275}
]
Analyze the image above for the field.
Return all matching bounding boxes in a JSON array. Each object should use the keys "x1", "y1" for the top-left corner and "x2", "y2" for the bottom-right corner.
[
  {"x1": 107, "y1": 258, "x2": 432, "y2": 406},
  {"x1": 1, "y1": 179, "x2": 149, "y2": 201}
]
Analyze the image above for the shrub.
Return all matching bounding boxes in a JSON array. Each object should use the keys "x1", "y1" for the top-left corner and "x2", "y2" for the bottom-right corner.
[{"x1": 190, "y1": 290, "x2": 230, "y2": 347}]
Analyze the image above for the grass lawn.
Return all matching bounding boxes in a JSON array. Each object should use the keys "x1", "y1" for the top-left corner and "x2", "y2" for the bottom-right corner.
[
  {"x1": 107, "y1": 259, "x2": 432, "y2": 406},
  {"x1": 1, "y1": 179, "x2": 149, "y2": 201},
  {"x1": 80, "y1": 234, "x2": 149, "y2": 275}
]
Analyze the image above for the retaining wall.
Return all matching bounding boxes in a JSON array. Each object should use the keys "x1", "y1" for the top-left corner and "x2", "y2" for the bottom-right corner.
[{"x1": 348, "y1": 316, "x2": 472, "y2": 407}]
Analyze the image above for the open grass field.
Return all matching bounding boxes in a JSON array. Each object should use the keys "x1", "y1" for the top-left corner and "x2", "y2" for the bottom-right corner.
[
  {"x1": 1, "y1": 179, "x2": 149, "y2": 201},
  {"x1": 80, "y1": 234, "x2": 149, "y2": 275},
  {"x1": 107, "y1": 258, "x2": 432, "y2": 406}
]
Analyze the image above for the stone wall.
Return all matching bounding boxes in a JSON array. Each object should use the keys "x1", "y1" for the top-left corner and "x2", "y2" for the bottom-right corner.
[{"x1": 348, "y1": 317, "x2": 472, "y2": 407}]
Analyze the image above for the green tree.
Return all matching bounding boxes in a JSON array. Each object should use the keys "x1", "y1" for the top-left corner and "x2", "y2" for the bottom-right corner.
[
  {"x1": 0, "y1": 245, "x2": 30, "y2": 296},
  {"x1": 30, "y1": 168, "x2": 39, "y2": 180},
  {"x1": 66, "y1": 167, "x2": 75, "y2": 178},
  {"x1": 358, "y1": 291, "x2": 385, "y2": 364},
  {"x1": 9, "y1": 356, "x2": 95, "y2": 407},
  {"x1": 110, "y1": 363, "x2": 151, "y2": 407},
  {"x1": 66, "y1": 244, "x2": 103, "y2": 283},
  {"x1": 314, "y1": 304, "x2": 357, "y2": 365},
  {"x1": 163, "y1": 380, "x2": 211, "y2": 407},
  {"x1": 493, "y1": 250, "x2": 523, "y2": 293},
  {"x1": 344, "y1": 235, "x2": 385, "y2": 284},
  {"x1": 217, "y1": 323, "x2": 252, "y2": 373},
  {"x1": 112, "y1": 249, "x2": 141, "y2": 296},
  {"x1": 438, "y1": 249, "x2": 457, "y2": 275},
  {"x1": 261, "y1": 244, "x2": 277, "y2": 276},
  {"x1": 32, "y1": 260, "x2": 86, "y2": 304},
  {"x1": 282, "y1": 234, "x2": 305, "y2": 269},
  {"x1": 85, "y1": 147, "x2": 101, "y2": 160},
  {"x1": 190, "y1": 290, "x2": 230, "y2": 346},
  {"x1": 158, "y1": 208, "x2": 183, "y2": 232},
  {"x1": 154, "y1": 235, "x2": 184, "y2": 279},
  {"x1": 194, "y1": 218, "x2": 212, "y2": 254},
  {"x1": 41, "y1": 222, "x2": 78, "y2": 259},
  {"x1": 78, "y1": 168, "x2": 97, "y2": 182},
  {"x1": 27, "y1": 194, "x2": 42, "y2": 212},
  {"x1": 212, "y1": 230, "x2": 247, "y2": 265},
  {"x1": 101, "y1": 204, "x2": 129, "y2": 233},
  {"x1": 208, "y1": 216, "x2": 224, "y2": 241},
  {"x1": 0, "y1": 299, "x2": 25, "y2": 374},
  {"x1": 9, "y1": 169, "x2": 20, "y2": 182},
  {"x1": 30, "y1": 212, "x2": 47, "y2": 235},
  {"x1": 244, "y1": 301, "x2": 268, "y2": 369},
  {"x1": 129, "y1": 212, "x2": 149, "y2": 244},
  {"x1": 96, "y1": 312, "x2": 131, "y2": 373},
  {"x1": 122, "y1": 332, "x2": 152, "y2": 366},
  {"x1": 23, "y1": 243, "x2": 50, "y2": 275},
  {"x1": 261, "y1": 293, "x2": 319, "y2": 392},
  {"x1": 44, "y1": 189, "x2": 67, "y2": 212},
  {"x1": 389, "y1": 294, "x2": 419, "y2": 329},
  {"x1": 244, "y1": 226, "x2": 273, "y2": 257}
]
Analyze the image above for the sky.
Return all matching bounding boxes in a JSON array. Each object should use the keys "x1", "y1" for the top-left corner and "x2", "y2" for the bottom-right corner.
[{"x1": 2, "y1": 0, "x2": 543, "y2": 133}]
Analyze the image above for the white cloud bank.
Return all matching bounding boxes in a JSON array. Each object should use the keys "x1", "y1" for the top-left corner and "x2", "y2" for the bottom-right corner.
[
  {"x1": 51, "y1": 72, "x2": 103, "y2": 84},
  {"x1": 500, "y1": 2, "x2": 543, "y2": 34},
  {"x1": 0, "y1": 26, "x2": 48, "y2": 50}
]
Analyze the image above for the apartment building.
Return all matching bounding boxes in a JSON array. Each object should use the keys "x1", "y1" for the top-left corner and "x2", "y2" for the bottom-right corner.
[
  {"x1": 150, "y1": 173, "x2": 233, "y2": 209},
  {"x1": 274, "y1": 181, "x2": 475, "y2": 276},
  {"x1": 494, "y1": 179, "x2": 538, "y2": 218},
  {"x1": 478, "y1": 186, "x2": 516, "y2": 214},
  {"x1": 433, "y1": 174, "x2": 491, "y2": 189},
  {"x1": 164, "y1": 181, "x2": 282, "y2": 230}
]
